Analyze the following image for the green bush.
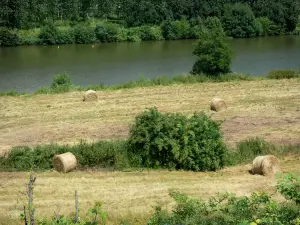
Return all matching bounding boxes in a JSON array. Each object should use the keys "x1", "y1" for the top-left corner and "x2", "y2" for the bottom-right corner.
[
  {"x1": 0, "y1": 140, "x2": 128, "y2": 171},
  {"x1": 191, "y1": 17, "x2": 233, "y2": 76},
  {"x1": 56, "y1": 27, "x2": 75, "y2": 44},
  {"x1": 95, "y1": 23, "x2": 121, "y2": 42},
  {"x1": 267, "y1": 69, "x2": 300, "y2": 79},
  {"x1": 127, "y1": 108, "x2": 228, "y2": 171},
  {"x1": 0, "y1": 27, "x2": 19, "y2": 46},
  {"x1": 232, "y1": 137, "x2": 276, "y2": 164},
  {"x1": 126, "y1": 28, "x2": 141, "y2": 42},
  {"x1": 73, "y1": 23, "x2": 96, "y2": 44},
  {"x1": 256, "y1": 17, "x2": 282, "y2": 36},
  {"x1": 18, "y1": 28, "x2": 40, "y2": 45},
  {"x1": 148, "y1": 190, "x2": 300, "y2": 225},
  {"x1": 39, "y1": 23, "x2": 59, "y2": 45},
  {"x1": 277, "y1": 173, "x2": 300, "y2": 205},
  {"x1": 51, "y1": 73, "x2": 72, "y2": 89},
  {"x1": 139, "y1": 25, "x2": 163, "y2": 41},
  {"x1": 161, "y1": 19, "x2": 192, "y2": 40},
  {"x1": 222, "y1": 3, "x2": 257, "y2": 38}
]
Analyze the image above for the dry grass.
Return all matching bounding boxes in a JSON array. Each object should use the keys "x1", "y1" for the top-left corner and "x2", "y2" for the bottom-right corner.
[
  {"x1": 0, "y1": 157, "x2": 299, "y2": 224},
  {"x1": 0, "y1": 79, "x2": 299, "y2": 154}
]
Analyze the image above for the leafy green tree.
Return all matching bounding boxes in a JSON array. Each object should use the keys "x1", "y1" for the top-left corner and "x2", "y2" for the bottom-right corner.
[
  {"x1": 191, "y1": 17, "x2": 233, "y2": 76},
  {"x1": 222, "y1": 3, "x2": 257, "y2": 38}
]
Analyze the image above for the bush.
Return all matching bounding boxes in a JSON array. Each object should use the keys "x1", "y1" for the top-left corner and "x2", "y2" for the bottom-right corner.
[
  {"x1": 191, "y1": 17, "x2": 233, "y2": 76},
  {"x1": 39, "y1": 23, "x2": 59, "y2": 45},
  {"x1": 139, "y1": 25, "x2": 163, "y2": 41},
  {"x1": 161, "y1": 18, "x2": 191, "y2": 40},
  {"x1": 148, "y1": 190, "x2": 300, "y2": 225},
  {"x1": 0, "y1": 140, "x2": 128, "y2": 171},
  {"x1": 277, "y1": 173, "x2": 300, "y2": 205},
  {"x1": 222, "y1": 3, "x2": 257, "y2": 38},
  {"x1": 95, "y1": 23, "x2": 121, "y2": 42},
  {"x1": 56, "y1": 27, "x2": 75, "y2": 44},
  {"x1": 18, "y1": 28, "x2": 40, "y2": 45},
  {"x1": 267, "y1": 69, "x2": 300, "y2": 79},
  {"x1": 126, "y1": 28, "x2": 141, "y2": 42},
  {"x1": 50, "y1": 73, "x2": 72, "y2": 89},
  {"x1": 256, "y1": 17, "x2": 282, "y2": 36},
  {"x1": 73, "y1": 23, "x2": 96, "y2": 44},
  {"x1": 232, "y1": 137, "x2": 276, "y2": 164},
  {"x1": 127, "y1": 108, "x2": 228, "y2": 171},
  {"x1": 0, "y1": 27, "x2": 19, "y2": 46}
]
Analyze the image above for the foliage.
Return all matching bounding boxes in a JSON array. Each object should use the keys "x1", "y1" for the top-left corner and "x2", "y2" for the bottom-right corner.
[
  {"x1": 18, "y1": 28, "x2": 40, "y2": 45},
  {"x1": 255, "y1": 17, "x2": 282, "y2": 36},
  {"x1": 139, "y1": 26, "x2": 163, "y2": 41},
  {"x1": 56, "y1": 27, "x2": 75, "y2": 44},
  {"x1": 222, "y1": 3, "x2": 257, "y2": 38},
  {"x1": 277, "y1": 173, "x2": 300, "y2": 205},
  {"x1": 39, "y1": 23, "x2": 59, "y2": 45},
  {"x1": 191, "y1": 17, "x2": 233, "y2": 76},
  {"x1": 73, "y1": 23, "x2": 96, "y2": 44},
  {"x1": 267, "y1": 70, "x2": 300, "y2": 79},
  {"x1": 0, "y1": 140, "x2": 128, "y2": 171},
  {"x1": 127, "y1": 108, "x2": 228, "y2": 171},
  {"x1": 232, "y1": 137, "x2": 276, "y2": 164},
  {"x1": 148, "y1": 190, "x2": 300, "y2": 225},
  {"x1": 95, "y1": 23, "x2": 120, "y2": 43},
  {"x1": 0, "y1": 27, "x2": 19, "y2": 46},
  {"x1": 50, "y1": 73, "x2": 72, "y2": 89}
]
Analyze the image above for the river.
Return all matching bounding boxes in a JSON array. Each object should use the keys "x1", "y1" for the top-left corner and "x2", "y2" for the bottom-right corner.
[{"x1": 0, "y1": 36, "x2": 300, "y2": 93}]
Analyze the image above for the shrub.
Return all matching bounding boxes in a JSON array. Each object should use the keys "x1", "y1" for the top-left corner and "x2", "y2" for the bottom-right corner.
[
  {"x1": 256, "y1": 17, "x2": 282, "y2": 36},
  {"x1": 0, "y1": 140, "x2": 128, "y2": 171},
  {"x1": 95, "y1": 23, "x2": 121, "y2": 42},
  {"x1": 148, "y1": 190, "x2": 300, "y2": 225},
  {"x1": 127, "y1": 108, "x2": 228, "y2": 171},
  {"x1": 18, "y1": 28, "x2": 40, "y2": 45},
  {"x1": 161, "y1": 20, "x2": 180, "y2": 40},
  {"x1": 126, "y1": 28, "x2": 141, "y2": 42},
  {"x1": 39, "y1": 23, "x2": 59, "y2": 45},
  {"x1": 50, "y1": 73, "x2": 72, "y2": 89},
  {"x1": 267, "y1": 69, "x2": 300, "y2": 79},
  {"x1": 73, "y1": 23, "x2": 96, "y2": 44},
  {"x1": 232, "y1": 137, "x2": 276, "y2": 164},
  {"x1": 277, "y1": 173, "x2": 300, "y2": 205},
  {"x1": 191, "y1": 17, "x2": 233, "y2": 76},
  {"x1": 139, "y1": 25, "x2": 163, "y2": 41},
  {"x1": 0, "y1": 27, "x2": 19, "y2": 46},
  {"x1": 56, "y1": 27, "x2": 75, "y2": 44},
  {"x1": 222, "y1": 3, "x2": 257, "y2": 38}
]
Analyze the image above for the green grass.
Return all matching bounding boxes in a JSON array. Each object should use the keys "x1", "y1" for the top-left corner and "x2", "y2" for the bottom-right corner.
[{"x1": 267, "y1": 69, "x2": 300, "y2": 79}]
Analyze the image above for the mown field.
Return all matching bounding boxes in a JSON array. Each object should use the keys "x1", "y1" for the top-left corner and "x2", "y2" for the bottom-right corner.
[
  {"x1": 0, "y1": 78, "x2": 300, "y2": 224},
  {"x1": 0, "y1": 79, "x2": 299, "y2": 153}
]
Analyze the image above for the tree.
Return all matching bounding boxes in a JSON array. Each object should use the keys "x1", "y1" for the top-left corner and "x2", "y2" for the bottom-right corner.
[
  {"x1": 191, "y1": 17, "x2": 233, "y2": 76},
  {"x1": 222, "y1": 3, "x2": 257, "y2": 38}
]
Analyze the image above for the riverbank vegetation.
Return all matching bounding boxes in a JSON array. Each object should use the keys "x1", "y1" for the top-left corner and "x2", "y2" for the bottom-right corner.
[
  {"x1": 0, "y1": 0, "x2": 300, "y2": 46},
  {"x1": 1, "y1": 68, "x2": 299, "y2": 96}
]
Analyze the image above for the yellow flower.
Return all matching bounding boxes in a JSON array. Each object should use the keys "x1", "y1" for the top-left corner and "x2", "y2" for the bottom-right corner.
[
  {"x1": 250, "y1": 222, "x2": 257, "y2": 225},
  {"x1": 255, "y1": 219, "x2": 261, "y2": 224}
]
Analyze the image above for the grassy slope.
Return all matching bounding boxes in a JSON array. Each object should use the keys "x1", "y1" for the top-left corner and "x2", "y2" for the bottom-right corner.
[{"x1": 0, "y1": 79, "x2": 299, "y2": 154}]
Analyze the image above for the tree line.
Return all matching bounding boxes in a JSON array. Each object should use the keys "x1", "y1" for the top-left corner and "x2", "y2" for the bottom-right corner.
[{"x1": 0, "y1": 0, "x2": 299, "y2": 33}]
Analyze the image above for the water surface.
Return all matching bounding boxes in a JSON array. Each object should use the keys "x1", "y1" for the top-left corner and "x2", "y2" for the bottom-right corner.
[{"x1": 0, "y1": 36, "x2": 299, "y2": 92}]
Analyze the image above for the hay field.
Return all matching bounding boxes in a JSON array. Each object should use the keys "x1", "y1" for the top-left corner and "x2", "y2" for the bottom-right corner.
[
  {"x1": 0, "y1": 79, "x2": 300, "y2": 224},
  {"x1": 0, "y1": 79, "x2": 300, "y2": 154},
  {"x1": 0, "y1": 158, "x2": 300, "y2": 224}
]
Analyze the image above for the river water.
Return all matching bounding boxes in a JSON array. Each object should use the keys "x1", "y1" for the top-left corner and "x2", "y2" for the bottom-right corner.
[{"x1": 0, "y1": 36, "x2": 300, "y2": 92}]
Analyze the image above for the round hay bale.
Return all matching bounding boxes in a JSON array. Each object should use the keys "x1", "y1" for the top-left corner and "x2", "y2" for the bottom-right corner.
[
  {"x1": 261, "y1": 155, "x2": 280, "y2": 176},
  {"x1": 84, "y1": 90, "x2": 98, "y2": 102},
  {"x1": 251, "y1": 155, "x2": 280, "y2": 176},
  {"x1": 210, "y1": 97, "x2": 227, "y2": 112},
  {"x1": 53, "y1": 152, "x2": 77, "y2": 173},
  {"x1": 251, "y1": 156, "x2": 265, "y2": 175}
]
